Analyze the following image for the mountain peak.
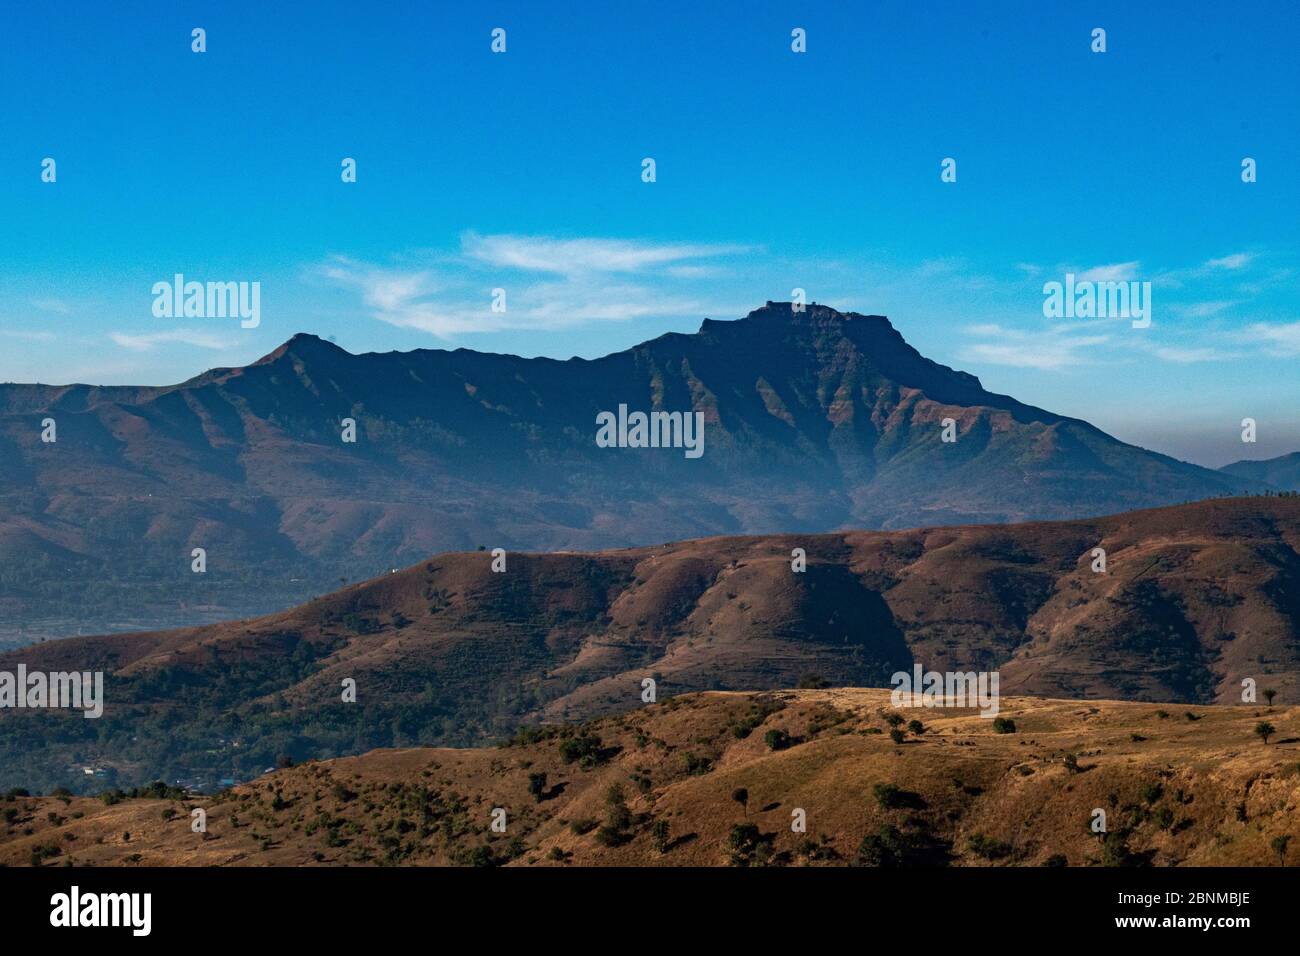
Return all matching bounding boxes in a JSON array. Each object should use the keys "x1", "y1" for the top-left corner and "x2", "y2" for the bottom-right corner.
[
  {"x1": 254, "y1": 332, "x2": 350, "y2": 367},
  {"x1": 702, "y1": 300, "x2": 894, "y2": 331}
]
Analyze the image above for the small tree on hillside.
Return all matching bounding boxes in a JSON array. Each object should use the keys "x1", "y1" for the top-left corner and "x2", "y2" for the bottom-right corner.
[
  {"x1": 1264, "y1": 688, "x2": 1278, "y2": 708},
  {"x1": 1256, "y1": 722, "x2": 1276, "y2": 745},
  {"x1": 528, "y1": 772, "x2": 547, "y2": 803},
  {"x1": 652, "y1": 819, "x2": 670, "y2": 853},
  {"x1": 1271, "y1": 834, "x2": 1290, "y2": 865}
]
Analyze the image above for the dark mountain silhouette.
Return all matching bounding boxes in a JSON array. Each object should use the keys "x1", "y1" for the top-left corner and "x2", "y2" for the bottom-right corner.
[
  {"x1": 0, "y1": 302, "x2": 1256, "y2": 637},
  {"x1": 3, "y1": 496, "x2": 1298, "y2": 793},
  {"x1": 1220, "y1": 452, "x2": 1300, "y2": 491}
]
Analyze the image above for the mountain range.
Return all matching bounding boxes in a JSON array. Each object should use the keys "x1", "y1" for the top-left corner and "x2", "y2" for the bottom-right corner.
[
  {"x1": 0, "y1": 302, "x2": 1266, "y2": 642},
  {"x1": 1221, "y1": 452, "x2": 1300, "y2": 491}
]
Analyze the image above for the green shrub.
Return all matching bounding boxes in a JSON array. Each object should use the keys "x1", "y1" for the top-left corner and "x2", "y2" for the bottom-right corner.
[
  {"x1": 764, "y1": 729, "x2": 793, "y2": 751},
  {"x1": 652, "y1": 819, "x2": 670, "y2": 853},
  {"x1": 967, "y1": 833, "x2": 1012, "y2": 860},
  {"x1": 559, "y1": 733, "x2": 603, "y2": 765},
  {"x1": 727, "y1": 823, "x2": 774, "y2": 866},
  {"x1": 852, "y1": 825, "x2": 947, "y2": 867},
  {"x1": 873, "y1": 783, "x2": 925, "y2": 810},
  {"x1": 528, "y1": 772, "x2": 547, "y2": 802}
]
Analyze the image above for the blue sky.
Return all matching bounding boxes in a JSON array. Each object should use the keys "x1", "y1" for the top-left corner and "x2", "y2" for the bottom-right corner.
[{"x1": 1, "y1": 0, "x2": 1297, "y2": 466}]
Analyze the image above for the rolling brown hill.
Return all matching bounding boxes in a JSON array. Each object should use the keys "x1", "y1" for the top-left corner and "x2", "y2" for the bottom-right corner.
[
  {"x1": 0, "y1": 302, "x2": 1256, "y2": 639},
  {"x1": 5, "y1": 689, "x2": 1297, "y2": 867},
  {"x1": 2, "y1": 496, "x2": 1298, "y2": 794}
]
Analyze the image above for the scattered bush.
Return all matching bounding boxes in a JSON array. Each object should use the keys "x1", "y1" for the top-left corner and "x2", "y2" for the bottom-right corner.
[
  {"x1": 1271, "y1": 835, "x2": 1290, "y2": 864},
  {"x1": 967, "y1": 833, "x2": 1012, "y2": 860},
  {"x1": 727, "y1": 823, "x2": 774, "y2": 867},
  {"x1": 763, "y1": 729, "x2": 793, "y2": 751},
  {"x1": 528, "y1": 772, "x2": 547, "y2": 802},
  {"x1": 873, "y1": 783, "x2": 925, "y2": 810},
  {"x1": 651, "y1": 819, "x2": 670, "y2": 853},
  {"x1": 559, "y1": 733, "x2": 603, "y2": 766},
  {"x1": 853, "y1": 824, "x2": 948, "y2": 867}
]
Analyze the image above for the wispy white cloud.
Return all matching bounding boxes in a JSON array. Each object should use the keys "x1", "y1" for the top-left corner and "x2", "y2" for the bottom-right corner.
[
  {"x1": 318, "y1": 257, "x2": 460, "y2": 333},
  {"x1": 109, "y1": 329, "x2": 233, "y2": 351},
  {"x1": 1076, "y1": 262, "x2": 1141, "y2": 283},
  {"x1": 983, "y1": 252, "x2": 1288, "y2": 369},
  {"x1": 461, "y1": 233, "x2": 750, "y2": 276},
  {"x1": 960, "y1": 323, "x2": 1110, "y2": 370},
  {"x1": 316, "y1": 238, "x2": 1293, "y2": 374},
  {"x1": 1147, "y1": 344, "x2": 1236, "y2": 363},
  {"x1": 1205, "y1": 252, "x2": 1253, "y2": 270},
  {"x1": 30, "y1": 298, "x2": 71, "y2": 315},
  {"x1": 1154, "y1": 251, "x2": 1259, "y2": 288},
  {"x1": 0, "y1": 329, "x2": 57, "y2": 342},
  {"x1": 1240, "y1": 320, "x2": 1300, "y2": 356},
  {"x1": 664, "y1": 264, "x2": 722, "y2": 279},
  {"x1": 1169, "y1": 300, "x2": 1238, "y2": 319},
  {"x1": 320, "y1": 234, "x2": 748, "y2": 338}
]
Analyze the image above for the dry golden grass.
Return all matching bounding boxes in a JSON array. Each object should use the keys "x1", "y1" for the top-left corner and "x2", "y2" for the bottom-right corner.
[{"x1": 5, "y1": 689, "x2": 1299, "y2": 867}]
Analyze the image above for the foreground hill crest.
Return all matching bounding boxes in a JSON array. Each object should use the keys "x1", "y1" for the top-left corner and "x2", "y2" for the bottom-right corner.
[{"x1": 5, "y1": 689, "x2": 1296, "y2": 868}]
